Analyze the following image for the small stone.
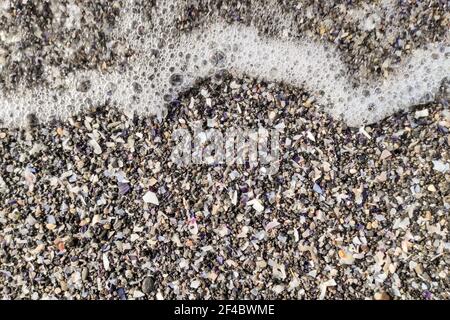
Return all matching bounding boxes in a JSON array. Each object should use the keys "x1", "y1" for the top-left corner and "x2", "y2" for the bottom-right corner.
[
  {"x1": 45, "y1": 215, "x2": 57, "y2": 230},
  {"x1": 374, "y1": 292, "x2": 391, "y2": 300},
  {"x1": 306, "y1": 131, "x2": 316, "y2": 142},
  {"x1": 272, "y1": 284, "x2": 285, "y2": 294},
  {"x1": 92, "y1": 214, "x2": 101, "y2": 225},
  {"x1": 322, "y1": 161, "x2": 331, "y2": 172},
  {"x1": 118, "y1": 182, "x2": 131, "y2": 195},
  {"x1": 188, "y1": 218, "x2": 199, "y2": 235},
  {"x1": 82, "y1": 268, "x2": 88, "y2": 281},
  {"x1": 338, "y1": 249, "x2": 355, "y2": 265},
  {"x1": 149, "y1": 177, "x2": 158, "y2": 186},
  {"x1": 375, "y1": 171, "x2": 387, "y2": 182},
  {"x1": 313, "y1": 183, "x2": 323, "y2": 195},
  {"x1": 190, "y1": 279, "x2": 201, "y2": 289},
  {"x1": 432, "y1": 160, "x2": 449, "y2": 173},
  {"x1": 56, "y1": 127, "x2": 64, "y2": 136},
  {"x1": 414, "y1": 109, "x2": 429, "y2": 118},
  {"x1": 247, "y1": 198, "x2": 264, "y2": 213},
  {"x1": 265, "y1": 220, "x2": 280, "y2": 231},
  {"x1": 46, "y1": 223, "x2": 57, "y2": 230},
  {"x1": 142, "y1": 277, "x2": 155, "y2": 294},
  {"x1": 256, "y1": 260, "x2": 267, "y2": 269},
  {"x1": 380, "y1": 149, "x2": 392, "y2": 160},
  {"x1": 133, "y1": 290, "x2": 145, "y2": 299},
  {"x1": 89, "y1": 139, "x2": 102, "y2": 155},
  {"x1": 130, "y1": 233, "x2": 139, "y2": 242},
  {"x1": 117, "y1": 288, "x2": 127, "y2": 300},
  {"x1": 102, "y1": 253, "x2": 110, "y2": 271},
  {"x1": 143, "y1": 191, "x2": 159, "y2": 205},
  {"x1": 393, "y1": 217, "x2": 410, "y2": 230}
]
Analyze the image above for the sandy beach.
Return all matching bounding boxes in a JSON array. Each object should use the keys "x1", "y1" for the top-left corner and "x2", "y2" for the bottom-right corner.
[{"x1": 0, "y1": 0, "x2": 448, "y2": 300}]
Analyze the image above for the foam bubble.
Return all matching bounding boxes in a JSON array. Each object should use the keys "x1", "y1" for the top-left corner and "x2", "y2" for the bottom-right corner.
[{"x1": 0, "y1": 0, "x2": 448, "y2": 127}]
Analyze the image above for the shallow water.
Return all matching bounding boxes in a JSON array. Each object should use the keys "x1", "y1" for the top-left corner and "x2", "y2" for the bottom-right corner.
[{"x1": 0, "y1": 0, "x2": 448, "y2": 127}]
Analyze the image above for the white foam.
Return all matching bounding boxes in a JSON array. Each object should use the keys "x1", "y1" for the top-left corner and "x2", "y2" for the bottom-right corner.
[{"x1": 0, "y1": 0, "x2": 448, "y2": 127}]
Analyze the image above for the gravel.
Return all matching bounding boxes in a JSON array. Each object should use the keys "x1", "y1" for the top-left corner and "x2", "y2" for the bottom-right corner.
[
  {"x1": 0, "y1": 73, "x2": 448, "y2": 299},
  {"x1": 0, "y1": 0, "x2": 130, "y2": 91},
  {"x1": 0, "y1": 0, "x2": 448, "y2": 300}
]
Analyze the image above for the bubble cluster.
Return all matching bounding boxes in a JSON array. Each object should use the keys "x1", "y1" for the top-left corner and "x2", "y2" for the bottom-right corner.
[{"x1": 0, "y1": 0, "x2": 448, "y2": 127}]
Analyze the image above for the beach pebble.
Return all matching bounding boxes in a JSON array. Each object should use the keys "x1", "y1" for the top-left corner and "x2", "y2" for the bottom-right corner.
[{"x1": 143, "y1": 191, "x2": 159, "y2": 205}]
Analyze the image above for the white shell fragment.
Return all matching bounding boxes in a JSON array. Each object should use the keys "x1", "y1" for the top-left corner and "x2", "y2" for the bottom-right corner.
[
  {"x1": 432, "y1": 160, "x2": 449, "y2": 173},
  {"x1": 319, "y1": 279, "x2": 337, "y2": 300},
  {"x1": 414, "y1": 109, "x2": 429, "y2": 118},
  {"x1": 247, "y1": 199, "x2": 264, "y2": 213},
  {"x1": 102, "y1": 253, "x2": 110, "y2": 271},
  {"x1": 88, "y1": 139, "x2": 102, "y2": 155},
  {"x1": 265, "y1": 220, "x2": 280, "y2": 231},
  {"x1": 143, "y1": 191, "x2": 159, "y2": 205}
]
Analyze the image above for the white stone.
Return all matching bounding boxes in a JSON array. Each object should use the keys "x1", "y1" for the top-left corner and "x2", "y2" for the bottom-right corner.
[
  {"x1": 247, "y1": 198, "x2": 264, "y2": 212},
  {"x1": 143, "y1": 191, "x2": 159, "y2": 205},
  {"x1": 88, "y1": 139, "x2": 102, "y2": 155},
  {"x1": 432, "y1": 160, "x2": 449, "y2": 173},
  {"x1": 414, "y1": 109, "x2": 429, "y2": 118}
]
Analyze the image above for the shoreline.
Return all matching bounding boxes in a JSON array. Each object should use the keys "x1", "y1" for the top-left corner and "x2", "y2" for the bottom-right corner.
[{"x1": 1, "y1": 74, "x2": 448, "y2": 299}]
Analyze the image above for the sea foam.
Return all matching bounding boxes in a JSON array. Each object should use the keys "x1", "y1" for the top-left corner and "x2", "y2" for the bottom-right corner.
[{"x1": 0, "y1": 0, "x2": 448, "y2": 127}]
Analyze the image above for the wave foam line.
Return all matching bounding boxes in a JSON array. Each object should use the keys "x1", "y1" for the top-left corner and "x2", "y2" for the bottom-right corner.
[{"x1": 0, "y1": 20, "x2": 448, "y2": 128}]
